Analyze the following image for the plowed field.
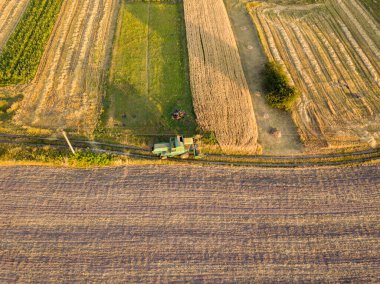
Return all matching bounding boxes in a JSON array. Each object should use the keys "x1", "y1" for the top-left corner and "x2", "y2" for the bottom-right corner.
[
  {"x1": 0, "y1": 0, "x2": 30, "y2": 49},
  {"x1": 15, "y1": 0, "x2": 119, "y2": 133},
  {"x1": 0, "y1": 165, "x2": 379, "y2": 282},
  {"x1": 250, "y1": 0, "x2": 380, "y2": 150}
]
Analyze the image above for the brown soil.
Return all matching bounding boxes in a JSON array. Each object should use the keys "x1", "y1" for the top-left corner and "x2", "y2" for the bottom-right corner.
[{"x1": 0, "y1": 164, "x2": 379, "y2": 282}]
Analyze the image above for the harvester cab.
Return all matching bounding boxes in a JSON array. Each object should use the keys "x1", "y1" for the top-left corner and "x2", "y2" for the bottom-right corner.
[{"x1": 152, "y1": 135, "x2": 202, "y2": 159}]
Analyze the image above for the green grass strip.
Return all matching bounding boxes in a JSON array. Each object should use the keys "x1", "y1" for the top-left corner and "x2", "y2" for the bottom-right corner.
[{"x1": 0, "y1": 0, "x2": 64, "y2": 86}]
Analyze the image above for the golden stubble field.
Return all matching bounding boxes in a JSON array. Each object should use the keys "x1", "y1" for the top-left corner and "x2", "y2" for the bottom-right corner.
[
  {"x1": 184, "y1": 0, "x2": 258, "y2": 153},
  {"x1": 14, "y1": 0, "x2": 119, "y2": 133},
  {"x1": 0, "y1": 0, "x2": 30, "y2": 50},
  {"x1": 250, "y1": 0, "x2": 380, "y2": 151},
  {"x1": 0, "y1": 165, "x2": 379, "y2": 282}
]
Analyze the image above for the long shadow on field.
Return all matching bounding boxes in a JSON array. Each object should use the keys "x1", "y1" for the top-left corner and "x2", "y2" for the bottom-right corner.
[{"x1": 129, "y1": 1, "x2": 251, "y2": 92}]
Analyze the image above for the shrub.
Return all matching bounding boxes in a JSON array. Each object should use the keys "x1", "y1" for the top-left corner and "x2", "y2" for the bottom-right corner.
[
  {"x1": 201, "y1": 132, "x2": 218, "y2": 145},
  {"x1": 0, "y1": 100, "x2": 8, "y2": 111},
  {"x1": 262, "y1": 61, "x2": 300, "y2": 111},
  {"x1": 70, "y1": 150, "x2": 115, "y2": 167}
]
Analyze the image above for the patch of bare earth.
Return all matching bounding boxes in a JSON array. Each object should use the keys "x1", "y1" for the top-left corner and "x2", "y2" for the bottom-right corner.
[
  {"x1": 224, "y1": 0, "x2": 303, "y2": 155},
  {"x1": 0, "y1": 165, "x2": 379, "y2": 282}
]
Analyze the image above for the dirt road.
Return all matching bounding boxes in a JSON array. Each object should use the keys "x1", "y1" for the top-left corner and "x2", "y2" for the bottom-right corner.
[
  {"x1": 1, "y1": 165, "x2": 379, "y2": 282},
  {"x1": 224, "y1": 0, "x2": 303, "y2": 155}
]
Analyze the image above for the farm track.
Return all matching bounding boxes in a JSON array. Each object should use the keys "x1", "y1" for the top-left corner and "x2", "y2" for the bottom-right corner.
[
  {"x1": 14, "y1": 0, "x2": 119, "y2": 133},
  {"x1": 0, "y1": 0, "x2": 30, "y2": 50},
  {"x1": 0, "y1": 133, "x2": 379, "y2": 167},
  {"x1": 249, "y1": 0, "x2": 380, "y2": 150},
  {"x1": 0, "y1": 164, "x2": 379, "y2": 282},
  {"x1": 184, "y1": 0, "x2": 258, "y2": 153}
]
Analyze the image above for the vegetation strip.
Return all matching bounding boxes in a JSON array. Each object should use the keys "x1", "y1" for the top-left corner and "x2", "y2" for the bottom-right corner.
[{"x1": 0, "y1": 0, "x2": 63, "y2": 85}]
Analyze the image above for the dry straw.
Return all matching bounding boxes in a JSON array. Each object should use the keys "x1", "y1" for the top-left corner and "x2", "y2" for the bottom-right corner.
[
  {"x1": 184, "y1": 0, "x2": 258, "y2": 153},
  {"x1": 15, "y1": 0, "x2": 119, "y2": 133}
]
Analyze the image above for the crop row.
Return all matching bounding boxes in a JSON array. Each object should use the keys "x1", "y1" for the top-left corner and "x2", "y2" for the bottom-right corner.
[
  {"x1": 0, "y1": 0, "x2": 30, "y2": 50},
  {"x1": 0, "y1": 0, "x2": 63, "y2": 85},
  {"x1": 184, "y1": 0, "x2": 258, "y2": 153},
  {"x1": 249, "y1": 0, "x2": 380, "y2": 150},
  {"x1": 1, "y1": 164, "x2": 379, "y2": 282},
  {"x1": 14, "y1": 0, "x2": 119, "y2": 133}
]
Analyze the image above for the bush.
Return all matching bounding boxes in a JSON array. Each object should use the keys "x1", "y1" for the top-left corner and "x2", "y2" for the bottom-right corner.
[
  {"x1": 70, "y1": 150, "x2": 115, "y2": 167},
  {"x1": 201, "y1": 132, "x2": 218, "y2": 145},
  {"x1": 262, "y1": 61, "x2": 300, "y2": 111}
]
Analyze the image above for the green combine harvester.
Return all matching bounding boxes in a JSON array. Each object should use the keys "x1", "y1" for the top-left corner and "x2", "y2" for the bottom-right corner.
[{"x1": 152, "y1": 136, "x2": 201, "y2": 159}]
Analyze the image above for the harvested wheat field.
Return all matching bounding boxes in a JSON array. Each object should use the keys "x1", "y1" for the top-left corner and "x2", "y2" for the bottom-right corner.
[
  {"x1": 249, "y1": 0, "x2": 380, "y2": 150},
  {"x1": 0, "y1": 0, "x2": 30, "y2": 50},
  {"x1": 184, "y1": 0, "x2": 258, "y2": 153},
  {"x1": 0, "y1": 165, "x2": 379, "y2": 282},
  {"x1": 14, "y1": 0, "x2": 119, "y2": 133}
]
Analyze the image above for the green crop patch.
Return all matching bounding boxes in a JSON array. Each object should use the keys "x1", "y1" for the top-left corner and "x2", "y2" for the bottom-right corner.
[{"x1": 0, "y1": 0, "x2": 64, "y2": 85}]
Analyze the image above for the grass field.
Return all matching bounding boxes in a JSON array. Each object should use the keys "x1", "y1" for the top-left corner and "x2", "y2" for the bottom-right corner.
[{"x1": 100, "y1": 1, "x2": 196, "y2": 145}]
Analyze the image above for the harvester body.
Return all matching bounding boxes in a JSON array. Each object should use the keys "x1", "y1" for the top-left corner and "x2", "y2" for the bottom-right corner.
[{"x1": 152, "y1": 136, "x2": 201, "y2": 159}]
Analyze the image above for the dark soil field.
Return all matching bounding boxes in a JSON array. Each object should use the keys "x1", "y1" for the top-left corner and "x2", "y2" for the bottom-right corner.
[{"x1": 1, "y1": 165, "x2": 379, "y2": 282}]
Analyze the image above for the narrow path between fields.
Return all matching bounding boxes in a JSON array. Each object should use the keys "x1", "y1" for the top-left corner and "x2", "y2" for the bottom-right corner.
[{"x1": 224, "y1": 0, "x2": 303, "y2": 155}]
